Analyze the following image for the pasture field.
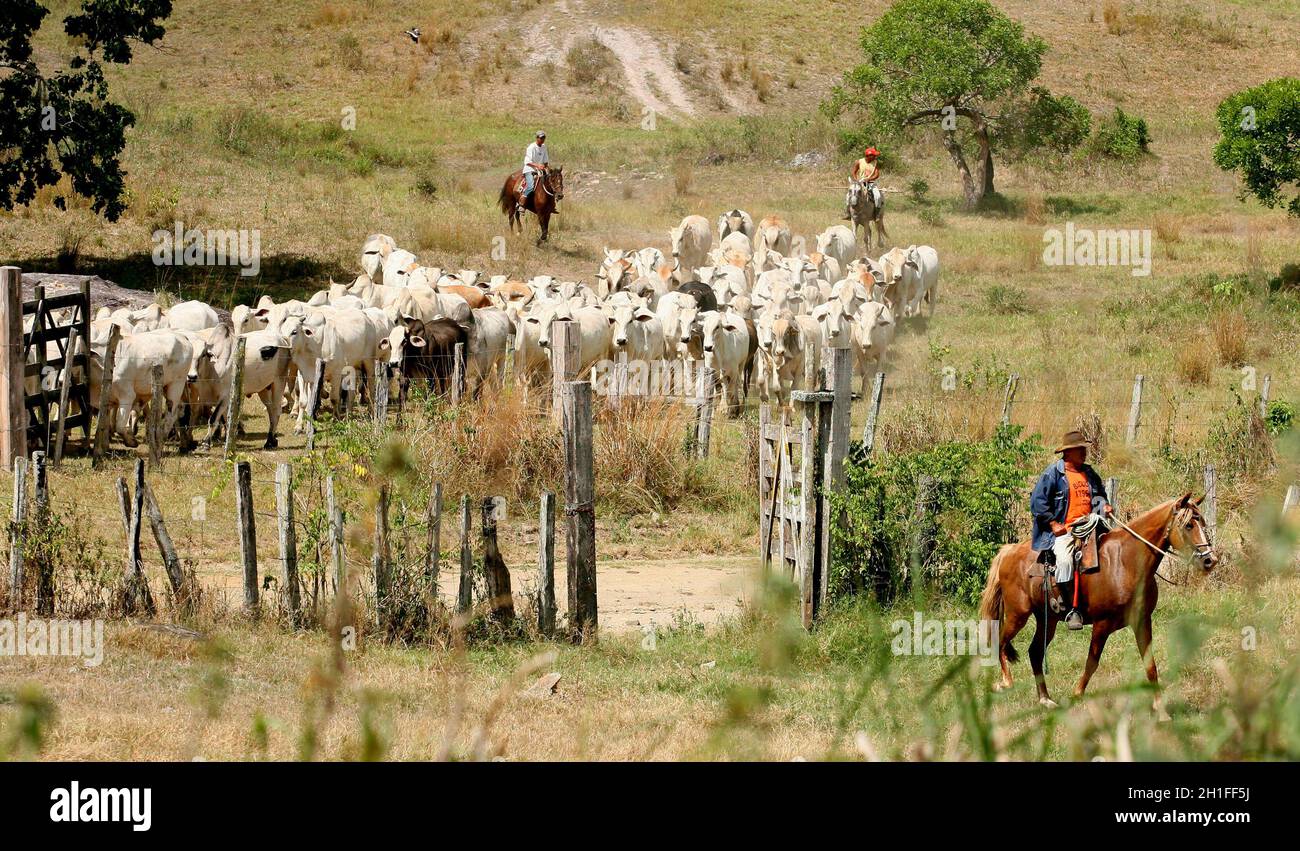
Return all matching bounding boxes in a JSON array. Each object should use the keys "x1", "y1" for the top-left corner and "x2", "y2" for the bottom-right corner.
[{"x1": 1, "y1": 0, "x2": 1299, "y2": 762}]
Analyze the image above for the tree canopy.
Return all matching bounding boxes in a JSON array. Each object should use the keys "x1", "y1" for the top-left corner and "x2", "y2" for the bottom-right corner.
[
  {"x1": 1214, "y1": 78, "x2": 1300, "y2": 218},
  {"x1": 0, "y1": 0, "x2": 172, "y2": 221},
  {"x1": 825, "y1": 0, "x2": 1089, "y2": 208}
]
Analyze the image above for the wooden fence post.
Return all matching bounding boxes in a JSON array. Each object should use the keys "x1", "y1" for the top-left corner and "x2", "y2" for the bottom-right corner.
[
  {"x1": 235, "y1": 460, "x2": 258, "y2": 614},
  {"x1": 276, "y1": 462, "x2": 301, "y2": 625},
  {"x1": 148, "y1": 364, "x2": 165, "y2": 469},
  {"x1": 909, "y1": 474, "x2": 938, "y2": 584},
  {"x1": 141, "y1": 481, "x2": 189, "y2": 616},
  {"x1": 861, "y1": 372, "x2": 885, "y2": 452},
  {"x1": 457, "y1": 494, "x2": 473, "y2": 613},
  {"x1": 1203, "y1": 464, "x2": 1217, "y2": 543},
  {"x1": 1106, "y1": 476, "x2": 1119, "y2": 517},
  {"x1": 373, "y1": 360, "x2": 389, "y2": 423},
  {"x1": 373, "y1": 481, "x2": 391, "y2": 628},
  {"x1": 225, "y1": 337, "x2": 247, "y2": 459},
  {"x1": 538, "y1": 491, "x2": 556, "y2": 637},
  {"x1": 0, "y1": 266, "x2": 25, "y2": 469},
  {"x1": 121, "y1": 458, "x2": 155, "y2": 617},
  {"x1": 305, "y1": 358, "x2": 325, "y2": 451},
  {"x1": 425, "y1": 482, "x2": 442, "y2": 598},
  {"x1": 562, "y1": 380, "x2": 597, "y2": 642},
  {"x1": 53, "y1": 327, "x2": 79, "y2": 466},
  {"x1": 551, "y1": 320, "x2": 578, "y2": 423},
  {"x1": 451, "y1": 343, "x2": 464, "y2": 405},
  {"x1": 1000, "y1": 373, "x2": 1019, "y2": 426},
  {"x1": 819, "y1": 346, "x2": 852, "y2": 613},
  {"x1": 8, "y1": 456, "x2": 27, "y2": 607},
  {"x1": 31, "y1": 451, "x2": 53, "y2": 615},
  {"x1": 695, "y1": 366, "x2": 716, "y2": 459},
  {"x1": 327, "y1": 474, "x2": 345, "y2": 595},
  {"x1": 1126, "y1": 374, "x2": 1144, "y2": 445},
  {"x1": 481, "y1": 497, "x2": 515, "y2": 624},
  {"x1": 791, "y1": 388, "x2": 830, "y2": 629},
  {"x1": 92, "y1": 323, "x2": 120, "y2": 467},
  {"x1": 1259, "y1": 374, "x2": 1271, "y2": 419},
  {"x1": 1282, "y1": 484, "x2": 1300, "y2": 516}
]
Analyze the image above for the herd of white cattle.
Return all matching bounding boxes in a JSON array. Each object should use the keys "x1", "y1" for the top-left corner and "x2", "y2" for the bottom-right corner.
[{"x1": 68, "y1": 209, "x2": 939, "y2": 451}]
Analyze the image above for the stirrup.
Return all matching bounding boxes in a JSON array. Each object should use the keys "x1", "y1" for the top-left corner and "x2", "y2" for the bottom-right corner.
[{"x1": 1065, "y1": 610, "x2": 1084, "y2": 631}]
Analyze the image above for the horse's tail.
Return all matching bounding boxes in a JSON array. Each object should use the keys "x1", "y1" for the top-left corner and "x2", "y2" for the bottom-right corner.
[
  {"x1": 979, "y1": 545, "x2": 1016, "y2": 662},
  {"x1": 497, "y1": 179, "x2": 513, "y2": 216}
]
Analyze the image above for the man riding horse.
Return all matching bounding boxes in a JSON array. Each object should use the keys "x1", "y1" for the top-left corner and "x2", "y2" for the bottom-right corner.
[
  {"x1": 498, "y1": 130, "x2": 564, "y2": 244},
  {"x1": 1030, "y1": 430, "x2": 1113, "y2": 631},
  {"x1": 518, "y1": 130, "x2": 549, "y2": 216},
  {"x1": 844, "y1": 146, "x2": 883, "y2": 219}
]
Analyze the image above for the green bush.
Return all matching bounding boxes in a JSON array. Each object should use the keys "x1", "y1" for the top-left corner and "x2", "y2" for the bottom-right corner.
[
  {"x1": 1090, "y1": 107, "x2": 1151, "y2": 160},
  {"x1": 1266, "y1": 400, "x2": 1295, "y2": 436},
  {"x1": 829, "y1": 425, "x2": 1041, "y2": 606}
]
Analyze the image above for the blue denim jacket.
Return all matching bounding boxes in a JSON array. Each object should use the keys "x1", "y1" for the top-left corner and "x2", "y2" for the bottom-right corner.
[{"x1": 1029, "y1": 459, "x2": 1110, "y2": 551}]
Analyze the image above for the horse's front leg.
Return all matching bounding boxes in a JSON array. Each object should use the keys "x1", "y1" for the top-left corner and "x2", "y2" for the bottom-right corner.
[
  {"x1": 1074, "y1": 621, "x2": 1113, "y2": 697},
  {"x1": 1027, "y1": 612, "x2": 1059, "y2": 708},
  {"x1": 1134, "y1": 615, "x2": 1171, "y2": 721}
]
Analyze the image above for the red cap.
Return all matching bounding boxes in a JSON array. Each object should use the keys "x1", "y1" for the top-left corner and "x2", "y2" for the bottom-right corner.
[{"x1": 864, "y1": 147, "x2": 879, "y2": 158}]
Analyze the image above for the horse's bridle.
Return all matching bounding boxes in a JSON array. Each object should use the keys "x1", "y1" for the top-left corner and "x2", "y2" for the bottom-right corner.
[{"x1": 1112, "y1": 506, "x2": 1215, "y2": 584}]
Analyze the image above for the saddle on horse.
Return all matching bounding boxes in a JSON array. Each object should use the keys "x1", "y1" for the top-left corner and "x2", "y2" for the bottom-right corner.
[{"x1": 1032, "y1": 513, "x2": 1108, "y2": 628}]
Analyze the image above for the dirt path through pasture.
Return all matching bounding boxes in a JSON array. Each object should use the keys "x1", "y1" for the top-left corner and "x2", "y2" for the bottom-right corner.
[
  {"x1": 550, "y1": 0, "x2": 698, "y2": 117},
  {"x1": 197, "y1": 554, "x2": 756, "y2": 634}
]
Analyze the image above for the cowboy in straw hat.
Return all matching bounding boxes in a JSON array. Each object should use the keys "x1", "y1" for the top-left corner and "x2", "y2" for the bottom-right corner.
[{"x1": 1029, "y1": 430, "x2": 1114, "y2": 630}]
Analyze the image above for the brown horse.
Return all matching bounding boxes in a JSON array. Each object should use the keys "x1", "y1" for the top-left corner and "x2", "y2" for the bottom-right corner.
[
  {"x1": 498, "y1": 165, "x2": 564, "y2": 245},
  {"x1": 978, "y1": 493, "x2": 1217, "y2": 717}
]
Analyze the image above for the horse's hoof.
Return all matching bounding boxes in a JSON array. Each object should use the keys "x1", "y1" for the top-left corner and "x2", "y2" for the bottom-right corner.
[
  {"x1": 1039, "y1": 697, "x2": 1059, "y2": 709},
  {"x1": 992, "y1": 680, "x2": 1011, "y2": 693},
  {"x1": 1154, "y1": 702, "x2": 1172, "y2": 722},
  {"x1": 263, "y1": 436, "x2": 279, "y2": 450}
]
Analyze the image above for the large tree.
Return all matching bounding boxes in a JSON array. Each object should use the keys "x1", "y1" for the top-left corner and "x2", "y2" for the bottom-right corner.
[
  {"x1": 825, "y1": 0, "x2": 1088, "y2": 208},
  {"x1": 0, "y1": 0, "x2": 172, "y2": 221},
  {"x1": 1214, "y1": 78, "x2": 1300, "y2": 218}
]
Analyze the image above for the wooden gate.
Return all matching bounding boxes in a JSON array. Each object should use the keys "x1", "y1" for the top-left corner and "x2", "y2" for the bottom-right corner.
[
  {"x1": 0, "y1": 268, "x2": 93, "y2": 465},
  {"x1": 757, "y1": 347, "x2": 852, "y2": 628}
]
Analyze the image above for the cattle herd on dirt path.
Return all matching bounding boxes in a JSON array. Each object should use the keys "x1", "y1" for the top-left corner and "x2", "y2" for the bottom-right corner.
[{"x1": 67, "y1": 212, "x2": 940, "y2": 452}]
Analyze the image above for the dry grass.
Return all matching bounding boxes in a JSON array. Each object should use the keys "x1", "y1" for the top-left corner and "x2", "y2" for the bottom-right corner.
[
  {"x1": 1211, "y1": 308, "x2": 1249, "y2": 368},
  {"x1": 1176, "y1": 337, "x2": 1214, "y2": 385}
]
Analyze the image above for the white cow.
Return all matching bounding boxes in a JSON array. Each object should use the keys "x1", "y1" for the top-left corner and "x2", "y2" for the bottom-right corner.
[
  {"x1": 753, "y1": 215, "x2": 792, "y2": 257},
  {"x1": 815, "y1": 225, "x2": 857, "y2": 272},
  {"x1": 188, "y1": 323, "x2": 290, "y2": 447},
  {"x1": 467, "y1": 307, "x2": 512, "y2": 392},
  {"x1": 161, "y1": 300, "x2": 220, "y2": 332},
  {"x1": 360, "y1": 234, "x2": 398, "y2": 282},
  {"x1": 900, "y1": 244, "x2": 940, "y2": 317},
  {"x1": 103, "y1": 329, "x2": 197, "y2": 448},
  {"x1": 536, "y1": 304, "x2": 612, "y2": 375},
  {"x1": 670, "y1": 215, "x2": 712, "y2": 285},
  {"x1": 851, "y1": 300, "x2": 896, "y2": 395},
  {"x1": 607, "y1": 300, "x2": 665, "y2": 366},
  {"x1": 716, "y1": 208, "x2": 755, "y2": 242},
  {"x1": 597, "y1": 248, "x2": 637, "y2": 297},
  {"x1": 754, "y1": 310, "x2": 821, "y2": 409},
  {"x1": 699, "y1": 309, "x2": 751, "y2": 416}
]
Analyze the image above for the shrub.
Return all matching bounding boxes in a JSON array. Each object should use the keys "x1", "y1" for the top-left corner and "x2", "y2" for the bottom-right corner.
[
  {"x1": 565, "y1": 38, "x2": 618, "y2": 88},
  {"x1": 829, "y1": 424, "x2": 1041, "y2": 605},
  {"x1": 1265, "y1": 400, "x2": 1295, "y2": 436},
  {"x1": 983, "y1": 284, "x2": 1031, "y2": 315},
  {"x1": 1090, "y1": 107, "x2": 1150, "y2": 160},
  {"x1": 1211, "y1": 308, "x2": 1249, "y2": 367}
]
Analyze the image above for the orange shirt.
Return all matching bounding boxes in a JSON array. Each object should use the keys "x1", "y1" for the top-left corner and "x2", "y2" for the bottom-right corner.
[{"x1": 1063, "y1": 463, "x2": 1092, "y2": 526}]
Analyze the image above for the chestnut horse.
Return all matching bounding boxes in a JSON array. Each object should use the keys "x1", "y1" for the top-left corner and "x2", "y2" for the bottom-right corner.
[
  {"x1": 498, "y1": 165, "x2": 564, "y2": 245},
  {"x1": 978, "y1": 493, "x2": 1217, "y2": 717}
]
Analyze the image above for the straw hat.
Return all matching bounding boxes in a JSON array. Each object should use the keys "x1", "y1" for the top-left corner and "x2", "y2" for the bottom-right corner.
[{"x1": 1054, "y1": 430, "x2": 1089, "y2": 453}]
